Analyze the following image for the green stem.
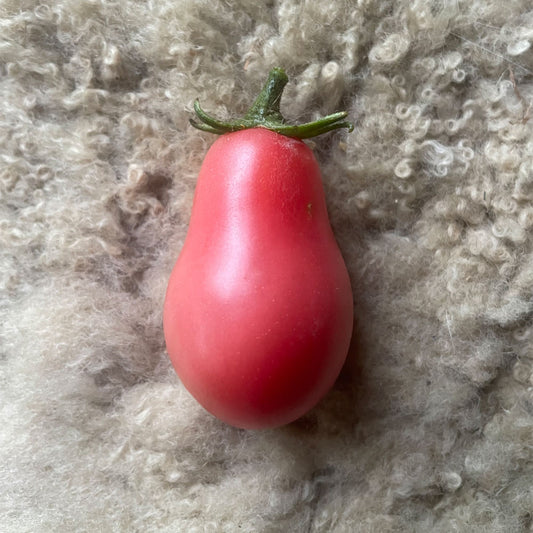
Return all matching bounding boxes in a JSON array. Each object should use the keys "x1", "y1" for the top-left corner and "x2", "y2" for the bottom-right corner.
[
  {"x1": 244, "y1": 67, "x2": 287, "y2": 124},
  {"x1": 189, "y1": 67, "x2": 353, "y2": 139}
]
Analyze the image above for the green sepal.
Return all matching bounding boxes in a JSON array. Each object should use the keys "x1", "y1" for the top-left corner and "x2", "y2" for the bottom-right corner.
[{"x1": 190, "y1": 67, "x2": 353, "y2": 140}]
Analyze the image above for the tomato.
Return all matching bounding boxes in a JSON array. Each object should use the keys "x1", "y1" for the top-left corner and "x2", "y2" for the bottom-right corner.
[{"x1": 163, "y1": 68, "x2": 354, "y2": 429}]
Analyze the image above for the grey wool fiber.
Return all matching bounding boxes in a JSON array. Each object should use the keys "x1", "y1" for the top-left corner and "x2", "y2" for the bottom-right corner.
[{"x1": 1, "y1": 0, "x2": 533, "y2": 531}]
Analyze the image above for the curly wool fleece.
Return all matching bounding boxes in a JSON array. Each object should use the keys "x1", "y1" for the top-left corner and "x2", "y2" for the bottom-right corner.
[{"x1": 1, "y1": 0, "x2": 533, "y2": 531}]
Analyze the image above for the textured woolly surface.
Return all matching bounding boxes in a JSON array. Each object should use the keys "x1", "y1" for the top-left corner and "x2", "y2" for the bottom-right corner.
[{"x1": 1, "y1": 0, "x2": 533, "y2": 531}]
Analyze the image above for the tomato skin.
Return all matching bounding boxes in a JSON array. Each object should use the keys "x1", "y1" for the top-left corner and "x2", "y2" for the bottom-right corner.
[{"x1": 163, "y1": 128, "x2": 353, "y2": 429}]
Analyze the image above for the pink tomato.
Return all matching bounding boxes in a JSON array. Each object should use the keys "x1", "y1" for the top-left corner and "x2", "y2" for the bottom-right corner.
[{"x1": 163, "y1": 68, "x2": 354, "y2": 429}]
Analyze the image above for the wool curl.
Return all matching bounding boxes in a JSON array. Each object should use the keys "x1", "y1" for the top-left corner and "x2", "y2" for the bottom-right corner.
[{"x1": 1, "y1": 0, "x2": 533, "y2": 531}]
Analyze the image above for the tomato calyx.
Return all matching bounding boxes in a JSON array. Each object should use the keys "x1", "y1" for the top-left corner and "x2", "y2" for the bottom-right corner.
[{"x1": 190, "y1": 67, "x2": 354, "y2": 139}]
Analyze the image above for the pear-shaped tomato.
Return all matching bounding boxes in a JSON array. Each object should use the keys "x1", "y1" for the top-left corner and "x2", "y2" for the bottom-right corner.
[
  {"x1": 163, "y1": 126, "x2": 353, "y2": 429},
  {"x1": 164, "y1": 67, "x2": 354, "y2": 428}
]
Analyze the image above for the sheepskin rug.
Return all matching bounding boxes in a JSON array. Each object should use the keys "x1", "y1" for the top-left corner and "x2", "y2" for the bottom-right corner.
[{"x1": 2, "y1": 0, "x2": 533, "y2": 531}]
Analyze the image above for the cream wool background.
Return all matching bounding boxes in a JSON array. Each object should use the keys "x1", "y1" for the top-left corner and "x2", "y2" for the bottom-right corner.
[{"x1": 1, "y1": 0, "x2": 533, "y2": 531}]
